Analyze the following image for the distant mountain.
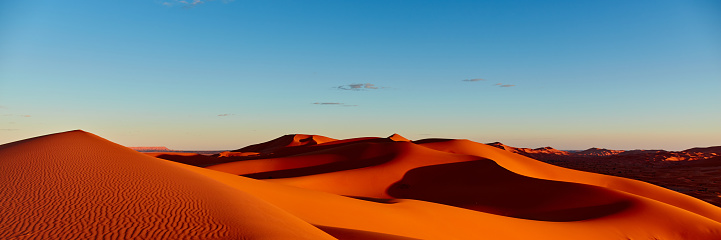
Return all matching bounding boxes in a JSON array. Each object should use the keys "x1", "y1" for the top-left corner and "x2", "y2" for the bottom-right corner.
[
  {"x1": 577, "y1": 147, "x2": 625, "y2": 156},
  {"x1": 486, "y1": 143, "x2": 720, "y2": 162},
  {"x1": 486, "y1": 142, "x2": 570, "y2": 160},
  {"x1": 129, "y1": 146, "x2": 172, "y2": 152},
  {"x1": 129, "y1": 146, "x2": 225, "y2": 155}
]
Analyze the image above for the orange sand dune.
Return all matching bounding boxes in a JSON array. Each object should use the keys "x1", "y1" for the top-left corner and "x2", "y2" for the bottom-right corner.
[
  {"x1": 234, "y1": 134, "x2": 338, "y2": 154},
  {"x1": 177, "y1": 156, "x2": 721, "y2": 240},
  {"x1": 262, "y1": 141, "x2": 483, "y2": 197},
  {"x1": 3, "y1": 131, "x2": 721, "y2": 240},
  {"x1": 0, "y1": 130, "x2": 334, "y2": 239},
  {"x1": 414, "y1": 139, "x2": 721, "y2": 223},
  {"x1": 208, "y1": 141, "x2": 402, "y2": 177},
  {"x1": 211, "y1": 134, "x2": 721, "y2": 221},
  {"x1": 228, "y1": 134, "x2": 402, "y2": 159},
  {"x1": 387, "y1": 133, "x2": 410, "y2": 142}
]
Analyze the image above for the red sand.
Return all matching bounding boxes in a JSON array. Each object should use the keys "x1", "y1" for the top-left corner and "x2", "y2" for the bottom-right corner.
[
  {"x1": 0, "y1": 131, "x2": 334, "y2": 239},
  {"x1": 2, "y1": 130, "x2": 721, "y2": 239}
]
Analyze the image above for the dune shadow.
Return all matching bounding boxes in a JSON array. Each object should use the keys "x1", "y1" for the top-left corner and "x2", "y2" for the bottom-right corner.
[
  {"x1": 344, "y1": 195, "x2": 399, "y2": 204},
  {"x1": 153, "y1": 154, "x2": 235, "y2": 167},
  {"x1": 243, "y1": 153, "x2": 397, "y2": 179},
  {"x1": 315, "y1": 225, "x2": 421, "y2": 240},
  {"x1": 411, "y1": 138, "x2": 454, "y2": 144},
  {"x1": 386, "y1": 160, "x2": 634, "y2": 222}
]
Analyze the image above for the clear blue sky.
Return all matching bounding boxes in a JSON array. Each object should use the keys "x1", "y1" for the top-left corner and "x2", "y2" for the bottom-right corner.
[{"x1": 1, "y1": 0, "x2": 720, "y2": 150}]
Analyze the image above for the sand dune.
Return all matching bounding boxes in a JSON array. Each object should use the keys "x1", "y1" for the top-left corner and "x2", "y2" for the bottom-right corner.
[
  {"x1": 262, "y1": 141, "x2": 483, "y2": 197},
  {"x1": 2, "y1": 130, "x2": 721, "y2": 239},
  {"x1": 0, "y1": 131, "x2": 334, "y2": 239},
  {"x1": 233, "y1": 134, "x2": 338, "y2": 154},
  {"x1": 414, "y1": 139, "x2": 721, "y2": 223},
  {"x1": 177, "y1": 153, "x2": 721, "y2": 240}
]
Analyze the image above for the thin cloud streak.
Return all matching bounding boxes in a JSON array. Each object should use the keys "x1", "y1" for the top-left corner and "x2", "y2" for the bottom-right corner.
[
  {"x1": 462, "y1": 78, "x2": 485, "y2": 82},
  {"x1": 313, "y1": 102, "x2": 343, "y2": 105},
  {"x1": 313, "y1": 102, "x2": 358, "y2": 107},
  {"x1": 162, "y1": 0, "x2": 233, "y2": 8},
  {"x1": 337, "y1": 83, "x2": 382, "y2": 91},
  {"x1": 495, "y1": 83, "x2": 516, "y2": 87}
]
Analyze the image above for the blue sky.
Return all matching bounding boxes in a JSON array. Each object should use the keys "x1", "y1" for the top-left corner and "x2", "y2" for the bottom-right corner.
[{"x1": 1, "y1": 0, "x2": 720, "y2": 150}]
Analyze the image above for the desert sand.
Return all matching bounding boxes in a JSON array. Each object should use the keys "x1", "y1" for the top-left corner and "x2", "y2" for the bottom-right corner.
[{"x1": 2, "y1": 130, "x2": 720, "y2": 239}]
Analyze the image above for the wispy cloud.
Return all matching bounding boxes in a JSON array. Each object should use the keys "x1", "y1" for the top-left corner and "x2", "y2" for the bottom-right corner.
[
  {"x1": 337, "y1": 83, "x2": 383, "y2": 91},
  {"x1": 462, "y1": 78, "x2": 485, "y2": 82},
  {"x1": 217, "y1": 114, "x2": 235, "y2": 117},
  {"x1": 464, "y1": 78, "x2": 515, "y2": 87},
  {"x1": 162, "y1": 0, "x2": 233, "y2": 8},
  {"x1": 313, "y1": 102, "x2": 357, "y2": 107},
  {"x1": 494, "y1": 83, "x2": 516, "y2": 87},
  {"x1": 0, "y1": 114, "x2": 30, "y2": 117},
  {"x1": 313, "y1": 102, "x2": 343, "y2": 105}
]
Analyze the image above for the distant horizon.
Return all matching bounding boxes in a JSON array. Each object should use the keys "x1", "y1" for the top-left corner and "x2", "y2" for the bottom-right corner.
[
  {"x1": 3, "y1": 129, "x2": 717, "y2": 152},
  {"x1": 2, "y1": 0, "x2": 719, "y2": 152}
]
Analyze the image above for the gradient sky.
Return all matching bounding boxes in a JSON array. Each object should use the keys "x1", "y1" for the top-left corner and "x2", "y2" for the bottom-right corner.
[{"x1": 1, "y1": 0, "x2": 720, "y2": 150}]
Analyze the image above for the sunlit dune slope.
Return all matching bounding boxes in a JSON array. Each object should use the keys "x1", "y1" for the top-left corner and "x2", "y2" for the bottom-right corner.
[
  {"x1": 387, "y1": 133, "x2": 410, "y2": 142},
  {"x1": 0, "y1": 130, "x2": 335, "y2": 240}
]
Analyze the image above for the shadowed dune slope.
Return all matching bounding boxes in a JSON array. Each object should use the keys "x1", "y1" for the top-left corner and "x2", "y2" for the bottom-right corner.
[
  {"x1": 143, "y1": 152, "x2": 231, "y2": 167},
  {"x1": 0, "y1": 130, "x2": 335, "y2": 240},
  {"x1": 414, "y1": 139, "x2": 721, "y2": 223},
  {"x1": 387, "y1": 160, "x2": 634, "y2": 221}
]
